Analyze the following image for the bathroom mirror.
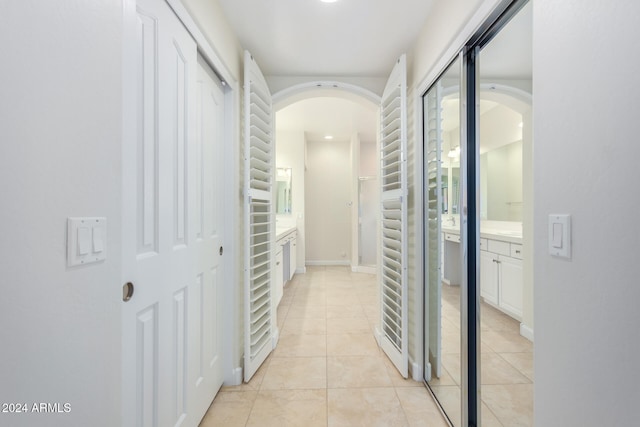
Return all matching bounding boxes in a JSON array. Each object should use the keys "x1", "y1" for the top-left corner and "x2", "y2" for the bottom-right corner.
[
  {"x1": 439, "y1": 93, "x2": 524, "y2": 221},
  {"x1": 276, "y1": 167, "x2": 292, "y2": 214},
  {"x1": 441, "y1": 163, "x2": 460, "y2": 215}
]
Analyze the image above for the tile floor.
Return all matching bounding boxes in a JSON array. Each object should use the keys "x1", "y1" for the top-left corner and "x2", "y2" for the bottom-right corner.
[
  {"x1": 199, "y1": 266, "x2": 450, "y2": 427},
  {"x1": 428, "y1": 283, "x2": 534, "y2": 427}
]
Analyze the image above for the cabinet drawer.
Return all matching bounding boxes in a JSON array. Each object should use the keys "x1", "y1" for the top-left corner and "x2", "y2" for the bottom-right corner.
[
  {"x1": 487, "y1": 239, "x2": 510, "y2": 256},
  {"x1": 445, "y1": 233, "x2": 460, "y2": 243},
  {"x1": 510, "y1": 244, "x2": 523, "y2": 259},
  {"x1": 480, "y1": 238, "x2": 488, "y2": 250}
]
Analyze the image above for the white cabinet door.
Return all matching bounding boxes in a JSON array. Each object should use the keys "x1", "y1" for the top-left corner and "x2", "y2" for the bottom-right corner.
[
  {"x1": 289, "y1": 235, "x2": 297, "y2": 280},
  {"x1": 274, "y1": 248, "x2": 284, "y2": 307},
  {"x1": 480, "y1": 250, "x2": 499, "y2": 305},
  {"x1": 499, "y1": 256, "x2": 523, "y2": 319}
]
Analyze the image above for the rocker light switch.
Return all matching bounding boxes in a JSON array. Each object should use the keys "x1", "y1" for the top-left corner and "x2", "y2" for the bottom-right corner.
[
  {"x1": 551, "y1": 223, "x2": 563, "y2": 248},
  {"x1": 549, "y1": 214, "x2": 571, "y2": 259},
  {"x1": 67, "y1": 217, "x2": 107, "y2": 267},
  {"x1": 77, "y1": 227, "x2": 91, "y2": 255}
]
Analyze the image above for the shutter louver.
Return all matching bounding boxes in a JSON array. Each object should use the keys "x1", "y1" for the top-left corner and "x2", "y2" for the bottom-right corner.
[
  {"x1": 379, "y1": 55, "x2": 409, "y2": 378},
  {"x1": 243, "y1": 51, "x2": 274, "y2": 382}
]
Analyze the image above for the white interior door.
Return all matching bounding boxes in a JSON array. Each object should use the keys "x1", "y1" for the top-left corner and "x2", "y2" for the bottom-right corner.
[
  {"x1": 379, "y1": 55, "x2": 409, "y2": 378},
  {"x1": 243, "y1": 50, "x2": 275, "y2": 382},
  {"x1": 190, "y1": 54, "x2": 225, "y2": 416},
  {"x1": 122, "y1": 1, "x2": 224, "y2": 425}
]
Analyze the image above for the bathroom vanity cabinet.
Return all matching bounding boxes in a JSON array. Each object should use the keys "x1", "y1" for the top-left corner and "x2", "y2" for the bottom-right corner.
[
  {"x1": 442, "y1": 226, "x2": 523, "y2": 320},
  {"x1": 480, "y1": 238, "x2": 523, "y2": 320},
  {"x1": 274, "y1": 227, "x2": 297, "y2": 307}
]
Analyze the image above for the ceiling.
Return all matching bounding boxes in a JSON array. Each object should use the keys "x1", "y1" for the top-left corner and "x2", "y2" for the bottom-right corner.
[
  {"x1": 217, "y1": 0, "x2": 435, "y2": 77},
  {"x1": 219, "y1": 0, "x2": 532, "y2": 149},
  {"x1": 276, "y1": 96, "x2": 378, "y2": 143}
]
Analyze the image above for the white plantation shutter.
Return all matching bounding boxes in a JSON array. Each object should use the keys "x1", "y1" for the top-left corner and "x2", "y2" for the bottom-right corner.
[
  {"x1": 379, "y1": 55, "x2": 409, "y2": 378},
  {"x1": 243, "y1": 50, "x2": 274, "y2": 382},
  {"x1": 425, "y1": 82, "x2": 443, "y2": 380}
]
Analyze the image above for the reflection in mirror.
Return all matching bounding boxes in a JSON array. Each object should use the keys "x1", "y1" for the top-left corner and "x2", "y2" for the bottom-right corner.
[
  {"x1": 476, "y1": 2, "x2": 533, "y2": 426},
  {"x1": 423, "y1": 55, "x2": 462, "y2": 427},
  {"x1": 276, "y1": 167, "x2": 292, "y2": 214}
]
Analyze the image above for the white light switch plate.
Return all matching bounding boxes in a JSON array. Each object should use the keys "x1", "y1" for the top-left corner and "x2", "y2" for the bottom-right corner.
[
  {"x1": 548, "y1": 214, "x2": 571, "y2": 258},
  {"x1": 67, "y1": 217, "x2": 107, "y2": 267}
]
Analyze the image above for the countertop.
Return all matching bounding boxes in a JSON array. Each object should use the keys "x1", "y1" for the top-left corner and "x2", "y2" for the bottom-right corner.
[
  {"x1": 442, "y1": 225, "x2": 522, "y2": 244},
  {"x1": 276, "y1": 225, "x2": 297, "y2": 241}
]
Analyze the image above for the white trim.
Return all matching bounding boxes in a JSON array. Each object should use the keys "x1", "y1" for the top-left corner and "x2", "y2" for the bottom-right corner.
[
  {"x1": 352, "y1": 265, "x2": 376, "y2": 275},
  {"x1": 374, "y1": 325, "x2": 382, "y2": 346},
  {"x1": 424, "y1": 361, "x2": 433, "y2": 382},
  {"x1": 520, "y1": 323, "x2": 534, "y2": 342},
  {"x1": 272, "y1": 80, "x2": 381, "y2": 110},
  {"x1": 295, "y1": 267, "x2": 307, "y2": 274},
  {"x1": 415, "y1": 0, "x2": 504, "y2": 97},
  {"x1": 409, "y1": 359, "x2": 424, "y2": 382},
  {"x1": 226, "y1": 368, "x2": 243, "y2": 387},
  {"x1": 165, "y1": 0, "x2": 236, "y2": 89},
  {"x1": 305, "y1": 260, "x2": 351, "y2": 266},
  {"x1": 272, "y1": 327, "x2": 280, "y2": 349}
]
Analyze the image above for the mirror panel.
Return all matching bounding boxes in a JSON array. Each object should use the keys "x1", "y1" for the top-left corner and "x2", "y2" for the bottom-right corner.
[{"x1": 276, "y1": 167, "x2": 292, "y2": 214}]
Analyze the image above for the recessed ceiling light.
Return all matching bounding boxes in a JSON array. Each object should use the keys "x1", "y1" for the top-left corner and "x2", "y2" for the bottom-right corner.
[
  {"x1": 320, "y1": 0, "x2": 339, "y2": 3},
  {"x1": 324, "y1": 135, "x2": 334, "y2": 140}
]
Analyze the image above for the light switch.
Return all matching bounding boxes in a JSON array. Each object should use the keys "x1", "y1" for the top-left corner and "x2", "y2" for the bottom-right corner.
[
  {"x1": 92, "y1": 225, "x2": 104, "y2": 253},
  {"x1": 77, "y1": 227, "x2": 90, "y2": 255},
  {"x1": 67, "y1": 217, "x2": 107, "y2": 267},
  {"x1": 551, "y1": 223, "x2": 563, "y2": 248},
  {"x1": 549, "y1": 214, "x2": 571, "y2": 258}
]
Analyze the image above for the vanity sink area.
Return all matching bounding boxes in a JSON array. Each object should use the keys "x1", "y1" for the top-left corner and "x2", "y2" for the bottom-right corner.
[
  {"x1": 442, "y1": 221, "x2": 524, "y2": 321},
  {"x1": 274, "y1": 224, "x2": 297, "y2": 307}
]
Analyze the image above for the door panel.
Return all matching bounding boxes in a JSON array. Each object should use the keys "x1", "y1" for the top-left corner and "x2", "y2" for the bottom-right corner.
[
  {"x1": 123, "y1": 1, "x2": 224, "y2": 425},
  {"x1": 243, "y1": 50, "x2": 275, "y2": 382},
  {"x1": 379, "y1": 54, "x2": 408, "y2": 378}
]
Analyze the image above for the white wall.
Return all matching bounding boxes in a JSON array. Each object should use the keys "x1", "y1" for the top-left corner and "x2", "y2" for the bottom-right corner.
[
  {"x1": 484, "y1": 140, "x2": 523, "y2": 221},
  {"x1": 182, "y1": 0, "x2": 243, "y2": 80},
  {"x1": 276, "y1": 130, "x2": 306, "y2": 271},
  {"x1": 533, "y1": 1, "x2": 640, "y2": 425},
  {"x1": 305, "y1": 140, "x2": 352, "y2": 264},
  {"x1": 0, "y1": 1, "x2": 123, "y2": 425},
  {"x1": 360, "y1": 140, "x2": 378, "y2": 176}
]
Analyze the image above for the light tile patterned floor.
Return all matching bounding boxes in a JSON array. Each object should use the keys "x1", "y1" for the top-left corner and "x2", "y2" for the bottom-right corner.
[{"x1": 199, "y1": 266, "x2": 449, "y2": 427}]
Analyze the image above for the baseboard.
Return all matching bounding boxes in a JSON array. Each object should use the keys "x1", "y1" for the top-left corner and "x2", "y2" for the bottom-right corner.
[
  {"x1": 409, "y1": 358, "x2": 423, "y2": 382},
  {"x1": 306, "y1": 260, "x2": 351, "y2": 266},
  {"x1": 272, "y1": 327, "x2": 280, "y2": 348},
  {"x1": 351, "y1": 265, "x2": 376, "y2": 274},
  {"x1": 520, "y1": 323, "x2": 534, "y2": 342},
  {"x1": 225, "y1": 367, "x2": 243, "y2": 386},
  {"x1": 423, "y1": 361, "x2": 432, "y2": 382},
  {"x1": 374, "y1": 325, "x2": 382, "y2": 346},
  {"x1": 295, "y1": 267, "x2": 307, "y2": 274}
]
